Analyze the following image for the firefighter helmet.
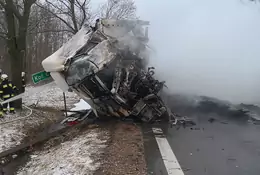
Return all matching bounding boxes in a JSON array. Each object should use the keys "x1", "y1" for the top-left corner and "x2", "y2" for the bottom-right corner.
[{"x1": 1, "y1": 74, "x2": 8, "y2": 80}]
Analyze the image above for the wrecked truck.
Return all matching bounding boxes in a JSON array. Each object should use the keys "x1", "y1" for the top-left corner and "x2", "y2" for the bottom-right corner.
[{"x1": 42, "y1": 19, "x2": 177, "y2": 124}]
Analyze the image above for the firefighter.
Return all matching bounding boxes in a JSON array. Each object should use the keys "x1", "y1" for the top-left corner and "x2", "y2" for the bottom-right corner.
[
  {"x1": 0, "y1": 104, "x2": 2, "y2": 117},
  {"x1": 0, "y1": 100, "x2": 2, "y2": 118},
  {"x1": 21, "y1": 71, "x2": 26, "y2": 92},
  {"x1": 0, "y1": 74, "x2": 17, "y2": 114},
  {"x1": 0, "y1": 69, "x2": 2, "y2": 84},
  {"x1": 0, "y1": 70, "x2": 2, "y2": 117}
]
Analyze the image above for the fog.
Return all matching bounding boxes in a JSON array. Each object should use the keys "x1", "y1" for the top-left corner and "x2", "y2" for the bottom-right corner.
[{"x1": 135, "y1": 0, "x2": 260, "y2": 104}]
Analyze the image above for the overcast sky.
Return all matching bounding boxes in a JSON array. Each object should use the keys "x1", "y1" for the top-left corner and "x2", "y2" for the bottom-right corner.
[{"x1": 134, "y1": 0, "x2": 260, "y2": 104}]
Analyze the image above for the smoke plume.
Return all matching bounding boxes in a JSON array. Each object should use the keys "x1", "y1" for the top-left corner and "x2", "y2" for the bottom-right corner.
[{"x1": 136, "y1": 0, "x2": 260, "y2": 104}]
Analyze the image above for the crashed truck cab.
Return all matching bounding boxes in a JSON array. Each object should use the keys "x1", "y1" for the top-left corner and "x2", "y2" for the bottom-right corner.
[{"x1": 42, "y1": 19, "x2": 172, "y2": 123}]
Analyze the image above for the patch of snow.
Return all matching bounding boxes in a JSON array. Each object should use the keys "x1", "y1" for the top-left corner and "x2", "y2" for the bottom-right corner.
[
  {"x1": 0, "y1": 108, "x2": 50, "y2": 153},
  {"x1": 67, "y1": 99, "x2": 91, "y2": 116},
  {"x1": 24, "y1": 82, "x2": 79, "y2": 109},
  {"x1": 0, "y1": 83, "x2": 88, "y2": 153},
  {"x1": 0, "y1": 118, "x2": 25, "y2": 152},
  {"x1": 0, "y1": 112, "x2": 30, "y2": 152},
  {"x1": 0, "y1": 84, "x2": 72, "y2": 152},
  {"x1": 17, "y1": 129, "x2": 108, "y2": 175},
  {"x1": 71, "y1": 99, "x2": 91, "y2": 110}
]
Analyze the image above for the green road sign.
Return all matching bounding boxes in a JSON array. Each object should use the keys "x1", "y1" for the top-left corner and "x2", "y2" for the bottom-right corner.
[{"x1": 32, "y1": 71, "x2": 51, "y2": 84}]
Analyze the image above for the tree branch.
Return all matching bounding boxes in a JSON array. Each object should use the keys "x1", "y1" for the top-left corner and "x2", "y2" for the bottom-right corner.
[
  {"x1": 70, "y1": 0, "x2": 78, "y2": 32},
  {"x1": 29, "y1": 29, "x2": 73, "y2": 35},
  {"x1": 36, "y1": 2, "x2": 76, "y2": 33},
  {"x1": 0, "y1": 0, "x2": 5, "y2": 8},
  {"x1": 44, "y1": 0, "x2": 74, "y2": 19},
  {"x1": 59, "y1": 0, "x2": 71, "y2": 11},
  {"x1": 45, "y1": 0, "x2": 68, "y2": 14},
  {"x1": 0, "y1": 31, "x2": 6, "y2": 37},
  {"x1": 28, "y1": 16, "x2": 57, "y2": 32},
  {"x1": 0, "y1": 34, "x2": 6, "y2": 39},
  {"x1": 76, "y1": 0, "x2": 89, "y2": 28},
  {"x1": 6, "y1": 0, "x2": 22, "y2": 20},
  {"x1": 100, "y1": 0, "x2": 136, "y2": 19},
  {"x1": 0, "y1": 17, "x2": 7, "y2": 31}
]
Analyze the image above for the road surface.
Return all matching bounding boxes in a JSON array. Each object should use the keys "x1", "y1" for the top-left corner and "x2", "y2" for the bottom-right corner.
[{"x1": 143, "y1": 114, "x2": 260, "y2": 175}]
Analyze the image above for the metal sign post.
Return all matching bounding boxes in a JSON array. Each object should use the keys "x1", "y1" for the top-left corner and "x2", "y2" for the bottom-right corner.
[{"x1": 63, "y1": 92, "x2": 68, "y2": 117}]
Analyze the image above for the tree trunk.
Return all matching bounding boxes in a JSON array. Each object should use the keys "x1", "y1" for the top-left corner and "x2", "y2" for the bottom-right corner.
[
  {"x1": 10, "y1": 50, "x2": 23, "y2": 108},
  {"x1": 17, "y1": 18, "x2": 29, "y2": 95},
  {"x1": 5, "y1": 4, "x2": 22, "y2": 108},
  {"x1": 5, "y1": 1, "x2": 30, "y2": 109}
]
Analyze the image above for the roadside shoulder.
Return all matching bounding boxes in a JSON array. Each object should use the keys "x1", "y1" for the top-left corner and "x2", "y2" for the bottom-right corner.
[{"x1": 96, "y1": 122, "x2": 147, "y2": 175}]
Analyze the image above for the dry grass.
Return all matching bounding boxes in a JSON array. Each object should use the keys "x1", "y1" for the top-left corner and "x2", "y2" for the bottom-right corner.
[
  {"x1": 20, "y1": 107, "x2": 63, "y2": 144},
  {"x1": 95, "y1": 122, "x2": 147, "y2": 175}
]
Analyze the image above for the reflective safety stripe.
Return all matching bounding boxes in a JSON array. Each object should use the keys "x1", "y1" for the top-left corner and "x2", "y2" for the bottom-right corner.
[
  {"x1": 0, "y1": 91, "x2": 3, "y2": 93},
  {"x1": 11, "y1": 94, "x2": 14, "y2": 97},
  {"x1": 3, "y1": 85, "x2": 7, "y2": 88},
  {"x1": 3, "y1": 94, "x2": 10, "y2": 98},
  {"x1": 0, "y1": 112, "x2": 3, "y2": 116},
  {"x1": 13, "y1": 86, "x2": 16, "y2": 89},
  {"x1": 9, "y1": 83, "x2": 12, "y2": 87},
  {"x1": 10, "y1": 107, "x2": 15, "y2": 111},
  {"x1": 3, "y1": 108, "x2": 7, "y2": 111}
]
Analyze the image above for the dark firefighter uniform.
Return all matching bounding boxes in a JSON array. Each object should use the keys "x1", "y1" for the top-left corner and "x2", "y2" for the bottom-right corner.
[
  {"x1": 0, "y1": 74, "x2": 17, "y2": 114},
  {"x1": 0, "y1": 69, "x2": 2, "y2": 84},
  {"x1": 21, "y1": 72, "x2": 26, "y2": 92},
  {"x1": 0, "y1": 70, "x2": 2, "y2": 117}
]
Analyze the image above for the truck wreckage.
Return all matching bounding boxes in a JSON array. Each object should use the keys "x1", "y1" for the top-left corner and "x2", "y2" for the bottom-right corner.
[{"x1": 42, "y1": 19, "x2": 193, "y2": 126}]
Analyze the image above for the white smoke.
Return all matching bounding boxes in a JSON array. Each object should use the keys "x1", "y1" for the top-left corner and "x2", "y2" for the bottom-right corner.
[{"x1": 135, "y1": 0, "x2": 260, "y2": 104}]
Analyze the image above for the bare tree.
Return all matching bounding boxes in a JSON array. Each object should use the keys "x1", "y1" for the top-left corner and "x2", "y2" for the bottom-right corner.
[
  {"x1": 0, "y1": 0, "x2": 138, "y2": 98},
  {"x1": 26, "y1": 4, "x2": 67, "y2": 74},
  {"x1": 0, "y1": 10, "x2": 7, "y2": 39},
  {"x1": 36, "y1": 0, "x2": 92, "y2": 34},
  {"x1": 0, "y1": 0, "x2": 36, "y2": 107},
  {"x1": 100, "y1": 0, "x2": 136, "y2": 19},
  {"x1": 37, "y1": 0, "x2": 137, "y2": 35}
]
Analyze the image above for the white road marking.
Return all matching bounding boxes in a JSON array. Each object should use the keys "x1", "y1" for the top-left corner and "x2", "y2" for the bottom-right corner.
[{"x1": 152, "y1": 128, "x2": 185, "y2": 175}]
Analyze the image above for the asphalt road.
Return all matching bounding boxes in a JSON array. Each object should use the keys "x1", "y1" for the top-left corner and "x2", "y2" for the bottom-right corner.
[{"x1": 143, "y1": 114, "x2": 260, "y2": 175}]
